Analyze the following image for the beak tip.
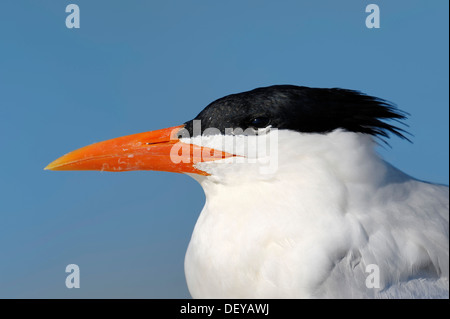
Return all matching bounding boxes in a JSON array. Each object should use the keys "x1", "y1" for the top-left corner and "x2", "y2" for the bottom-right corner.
[{"x1": 44, "y1": 160, "x2": 61, "y2": 171}]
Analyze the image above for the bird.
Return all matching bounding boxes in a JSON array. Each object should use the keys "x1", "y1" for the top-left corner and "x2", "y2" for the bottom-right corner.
[{"x1": 45, "y1": 85, "x2": 449, "y2": 298}]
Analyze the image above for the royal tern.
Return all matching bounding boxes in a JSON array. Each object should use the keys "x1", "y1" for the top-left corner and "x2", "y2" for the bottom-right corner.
[{"x1": 46, "y1": 85, "x2": 449, "y2": 298}]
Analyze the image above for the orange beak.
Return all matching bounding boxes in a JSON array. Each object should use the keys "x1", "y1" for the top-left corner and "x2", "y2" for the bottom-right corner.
[{"x1": 44, "y1": 125, "x2": 233, "y2": 176}]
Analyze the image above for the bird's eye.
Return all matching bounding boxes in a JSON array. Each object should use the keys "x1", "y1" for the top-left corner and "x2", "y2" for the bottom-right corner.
[{"x1": 249, "y1": 117, "x2": 271, "y2": 129}]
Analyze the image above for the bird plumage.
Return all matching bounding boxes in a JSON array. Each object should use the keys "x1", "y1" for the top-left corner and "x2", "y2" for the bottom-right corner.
[
  {"x1": 184, "y1": 85, "x2": 409, "y2": 142},
  {"x1": 181, "y1": 85, "x2": 448, "y2": 298},
  {"x1": 185, "y1": 129, "x2": 449, "y2": 298}
]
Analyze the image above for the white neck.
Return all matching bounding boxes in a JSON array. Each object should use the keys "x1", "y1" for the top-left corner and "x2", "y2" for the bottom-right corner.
[{"x1": 184, "y1": 130, "x2": 449, "y2": 298}]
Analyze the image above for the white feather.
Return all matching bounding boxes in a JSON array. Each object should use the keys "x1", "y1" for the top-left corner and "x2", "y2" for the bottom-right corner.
[{"x1": 182, "y1": 130, "x2": 449, "y2": 298}]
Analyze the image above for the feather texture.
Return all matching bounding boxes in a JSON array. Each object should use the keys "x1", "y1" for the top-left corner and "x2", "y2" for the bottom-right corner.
[{"x1": 184, "y1": 130, "x2": 449, "y2": 298}]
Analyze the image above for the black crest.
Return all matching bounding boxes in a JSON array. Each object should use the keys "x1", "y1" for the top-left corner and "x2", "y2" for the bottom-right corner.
[{"x1": 184, "y1": 85, "x2": 409, "y2": 142}]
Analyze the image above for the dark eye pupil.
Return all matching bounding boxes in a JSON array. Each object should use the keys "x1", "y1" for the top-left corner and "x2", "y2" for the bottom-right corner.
[{"x1": 250, "y1": 117, "x2": 270, "y2": 128}]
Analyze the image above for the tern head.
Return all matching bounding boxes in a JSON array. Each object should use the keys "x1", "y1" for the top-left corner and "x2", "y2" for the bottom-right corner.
[{"x1": 45, "y1": 85, "x2": 408, "y2": 182}]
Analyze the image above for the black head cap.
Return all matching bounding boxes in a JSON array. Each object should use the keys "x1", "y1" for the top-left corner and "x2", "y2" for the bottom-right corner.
[{"x1": 184, "y1": 85, "x2": 409, "y2": 142}]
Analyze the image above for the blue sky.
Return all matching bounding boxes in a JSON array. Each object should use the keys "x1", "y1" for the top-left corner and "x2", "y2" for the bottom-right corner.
[{"x1": 0, "y1": 1, "x2": 448, "y2": 298}]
